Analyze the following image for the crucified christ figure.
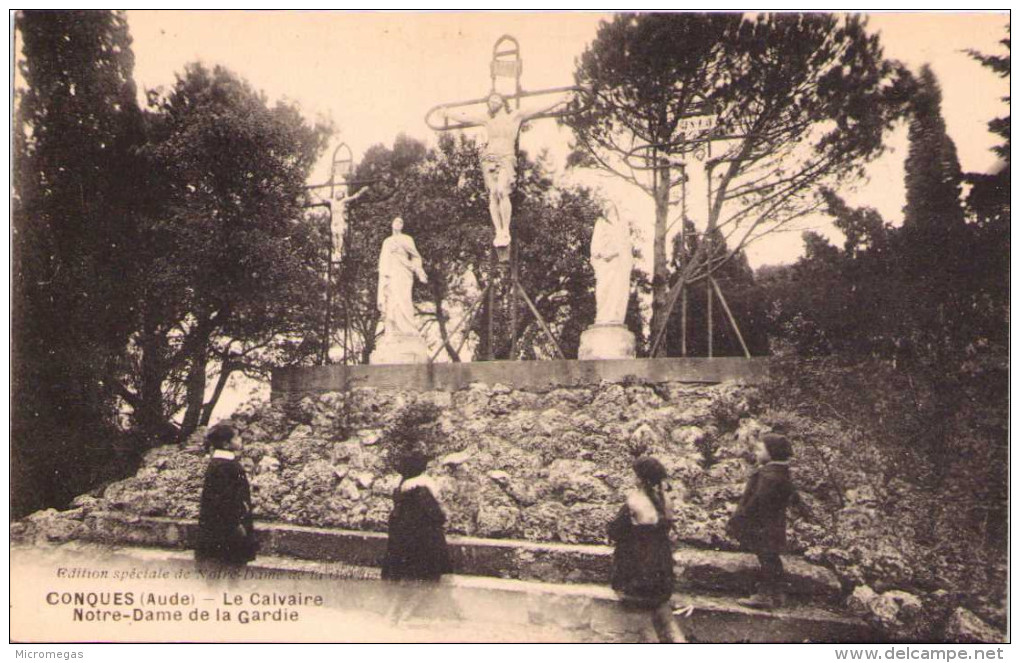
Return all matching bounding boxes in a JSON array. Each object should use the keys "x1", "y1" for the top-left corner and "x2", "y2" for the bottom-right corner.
[
  {"x1": 330, "y1": 186, "x2": 369, "y2": 262},
  {"x1": 442, "y1": 92, "x2": 569, "y2": 251}
]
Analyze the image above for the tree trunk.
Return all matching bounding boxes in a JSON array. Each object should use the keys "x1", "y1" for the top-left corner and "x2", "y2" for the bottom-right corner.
[
  {"x1": 177, "y1": 316, "x2": 216, "y2": 443},
  {"x1": 361, "y1": 318, "x2": 378, "y2": 365},
  {"x1": 178, "y1": 352, "x2": 207, "y2": 443},
  {"x1": 199, "y1": 359, "x2": 237, "y2": 427},
  {"x1": 649, "y1": 164, "x2": 672, "y2": 357},
  {"x1": 136, "y1": 313, "x2": 177, "y2": 445}
]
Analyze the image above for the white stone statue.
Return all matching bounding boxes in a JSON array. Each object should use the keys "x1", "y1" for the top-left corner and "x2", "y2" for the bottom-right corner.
[
  {"x1": 371, "y1": 217, "x2": 430, "y2": 365},
  {"x1": 377, "y1": 217, "x2": 428, "y2": 335},
  {"x1": 579, "y1": 205, "x2": 636, "y2": 360},
  {"x1": 591, "y1": 207, "x2": 634, "y2": 326}
]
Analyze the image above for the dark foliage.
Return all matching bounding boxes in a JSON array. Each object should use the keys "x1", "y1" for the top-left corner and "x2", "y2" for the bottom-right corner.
[
  {"x1": 762, "y1": 62, "x2": 1008, "y2": 363},
  {"x1": 123, "y1": 63, "x2": 331, "y2": 444},
  {"x1": 12, "y1": 11, "x2": 146, "y2": 517},
  {"x1": 13, "y1": 13, "x2": 332, "y2": 516},
  {"x1": 664, "y1": 221, "x2": 770, "y2": 357},
  {"x1": 761, "y1": 355, "x2": 1007, "y2": 631},
  {"x1": 339, "y1": 134, "x2": 608, "y2": 362},
  {"x1": 754, "y1": 50, "x2": 1009, "y2": 631}
]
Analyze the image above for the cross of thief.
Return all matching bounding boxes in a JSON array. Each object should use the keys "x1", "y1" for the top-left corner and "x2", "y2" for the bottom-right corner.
[
  {"x1": 426, "y1": 35, "x2": 590, "y2": 261},
  {"x1": 620, "y1": 110, "x2": 757, "y2": 359}
]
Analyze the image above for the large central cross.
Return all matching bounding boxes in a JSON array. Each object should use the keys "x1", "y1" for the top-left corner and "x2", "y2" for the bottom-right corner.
[
  {"x1": 419, "y1": 36, "x2": 593, "y2": 361},
  {"x1": 426, "y1": 35, "x2": 590, "y2": 262}
]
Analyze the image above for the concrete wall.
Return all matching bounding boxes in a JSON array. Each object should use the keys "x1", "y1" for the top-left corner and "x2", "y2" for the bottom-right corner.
[{"x1": 272, "y1": 357, "x2": 768, "y2": 396}]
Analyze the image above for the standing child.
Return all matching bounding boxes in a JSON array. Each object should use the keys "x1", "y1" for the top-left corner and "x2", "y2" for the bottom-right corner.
[
  {"x1": 727, "y1": 433, "x2": 798, "y2": 610},
  {"x1": 381, "y1": 449, "x2": 454, "y2": 624},
  {"x1": 608, "y1": 456, "x2": 685, "y2": 643},
  {"x1": 195, "y1": 423, "x2": 258, "y2": 581}
]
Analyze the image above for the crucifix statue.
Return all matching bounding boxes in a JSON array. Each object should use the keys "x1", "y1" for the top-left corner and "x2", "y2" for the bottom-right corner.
[
  {"x1": 421, "y1": 36, "x2": 592, "y2": 361},
  {"x1": 330, "y1": 185, "x2": 368, "y2": 263},
  {"x1": 427, "y1": 35, "x2": 590, "y2": 262},
  {"x1": 440, "y1": 92, "x2": 567, "y2": 253}
]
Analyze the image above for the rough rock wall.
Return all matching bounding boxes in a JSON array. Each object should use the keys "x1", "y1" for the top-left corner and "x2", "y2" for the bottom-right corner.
[
  {"x1": 33, "y1": 381, "x2": 772, "y2": 549},
  {"x1": 11, "y1": 377, "x2": 1007, "y2": 643}
]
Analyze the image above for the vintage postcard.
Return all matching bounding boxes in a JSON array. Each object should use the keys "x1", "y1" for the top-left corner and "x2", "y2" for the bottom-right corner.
[{"x1": 10, "y1": 10, "x2": 1010, "y2": 646}]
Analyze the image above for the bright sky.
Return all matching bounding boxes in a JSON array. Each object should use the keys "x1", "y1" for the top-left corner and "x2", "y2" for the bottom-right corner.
[{"x1": 125, "y1": 10, "x2": 1009, "y2": 271}]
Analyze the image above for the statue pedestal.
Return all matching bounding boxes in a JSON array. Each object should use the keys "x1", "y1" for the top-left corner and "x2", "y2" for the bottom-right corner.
[
  {"x1": 370, "y1": 332, "x2": 429, "y2": 365},
  {"x1": 578, "y1": 324, "x2": 636, "y2": 361}
]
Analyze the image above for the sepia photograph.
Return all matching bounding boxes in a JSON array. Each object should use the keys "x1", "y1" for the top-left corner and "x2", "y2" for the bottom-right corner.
[{"x1": 9, "y1": 9, "x2": 1010, "y2": 648}]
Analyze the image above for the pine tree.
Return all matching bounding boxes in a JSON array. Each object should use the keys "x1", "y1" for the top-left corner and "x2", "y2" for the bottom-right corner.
[
  {"x1": 899, "y1": 65, "x2": 973, "y2": 356},
  {"x1": 565, "y1": 13, "x2": 907, "y2": 356},
  {"x1": 967, "y1": 31, "x2": 1010, "y2": 163},
  {"x1": 963, "y1": 31, "x2": 1010, "y2": 349},
  {"x1": 13, "y1": 11, "x2": 146, "y2": 516},
  {"x1": 903, "y1": 66, "x2": 967, "y2": 236}
]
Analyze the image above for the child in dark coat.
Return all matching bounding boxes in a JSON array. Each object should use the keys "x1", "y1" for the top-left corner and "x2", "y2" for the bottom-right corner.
[
  {"x1": 381, "y1": 450, "x2": 452, "y2": 581},
  {"x1": 195, "y1": 423, "x2": 258, "y2": 580},
  {"x1": 382, "y1": 449, "x2": 454, "y2": 624},
  {"x1": 608, "y1": 456, "x2": 685, "y2": 643},
  {"x1": 727, "y1": 433, "x2": 798, "y2": 610}
]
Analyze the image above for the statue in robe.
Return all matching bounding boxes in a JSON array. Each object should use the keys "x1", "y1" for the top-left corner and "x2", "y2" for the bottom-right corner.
[
  {"x1": 591, "y1": 208, "x2": 633, "y2": 326},
  {"x1": 377, "y1": 217, "x2": 428, "y2": 337}
]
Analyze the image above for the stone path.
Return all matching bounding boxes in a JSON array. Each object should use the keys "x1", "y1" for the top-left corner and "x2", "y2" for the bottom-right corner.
[{"x1": 11, "y1": 542, "x2": 867, "y2": 643}]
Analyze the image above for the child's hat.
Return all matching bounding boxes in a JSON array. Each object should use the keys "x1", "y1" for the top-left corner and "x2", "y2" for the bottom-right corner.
[
  {"x1": 633, "y1": 456, "x2": 668, "y2": 485},
  {"x1": 205, "y1": 422, "x2": 236, "y2": 447},
  {"x1": 395, "y1": 448, "x2": 429, "y2": 479},
  {"x1": 763, "y1": 433, "x2": 793, "y2": 461}
]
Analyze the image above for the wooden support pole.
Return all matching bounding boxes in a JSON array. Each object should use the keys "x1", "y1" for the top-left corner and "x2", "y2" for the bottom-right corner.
[
  {"x1": 487, "y1": 250, "x2": 496, "y2": 360},
  {"x1": 711, "y1": 277, "x2": 752, "y2": 359},
  {"x1": 680, "y1": 285, "x2": 688, "y2": 357},
  {"x1": 515, "y1": 281, "x2": 566, "y2": 360},
  {"x1": 429, "y1": 283, "x2": 491, "y2": 363},
  {"x1": 323, "y1": 254, "x2": 332, "y2": 365},
  {"x1": 452, "y1": 303, "x2": 484, "y2": 360},
  {"x1": 707, "y1": 277, "x2": 713, "y2": 359},
  {"x1": 650, "y1": 271, "x2": 688, "y2": 358},
  {"x1": 510, "y1": 244, "x2": 519, "y2": 360}
]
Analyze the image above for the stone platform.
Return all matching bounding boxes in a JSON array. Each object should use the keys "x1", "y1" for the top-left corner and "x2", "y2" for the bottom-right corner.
[
  {"x1": 272, "y1": 356, "x2": 767, "y2": 396},
  {"x1": 20, "y1": 528, "x2": 871, "y2": 642},
  {"x1": 76, "y1": 513, "x2": 841, "y2": 602}
]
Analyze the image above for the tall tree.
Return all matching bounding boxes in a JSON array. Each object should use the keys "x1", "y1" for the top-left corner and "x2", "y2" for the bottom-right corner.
[
  {"x1": 565, "y1": 13, "x2": 908, "y2": 354},
  {"x1": 903, "y1": 66, "x2": 966, "y2": 235},
  {"x1": 120, "y1": 63, "x2": 330, "y2": 443},
  {"x1": 12, "y1": 11, "x2": 146, "y2": 516},
  {"x1": 967, "y1": 30, "x2": 1010, "y2": 163},
  {"x1": 899, "y1": 65, "x2": 971, "y2": 354},
  {"x1": 963, "y1": 32, "x2": 1009, "y2": 349},
  {"x1": 565, "y1": 13, "x2": 740, "y2": 353}
]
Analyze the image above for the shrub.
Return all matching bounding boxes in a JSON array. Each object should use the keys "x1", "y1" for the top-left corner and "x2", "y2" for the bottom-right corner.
[{"x1": 760, "y1": 353, "x2": 1007, "y2": 630}]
